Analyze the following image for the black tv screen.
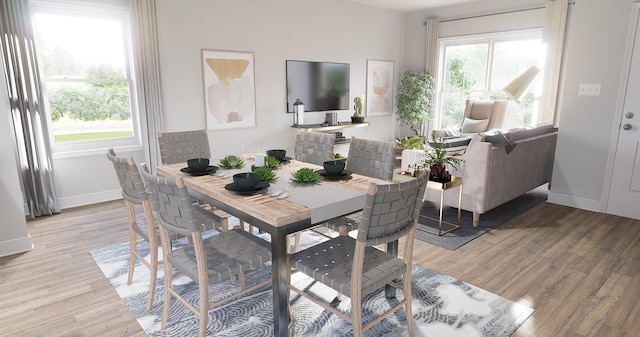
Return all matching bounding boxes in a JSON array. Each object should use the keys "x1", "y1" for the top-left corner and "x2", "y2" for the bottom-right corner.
[{"x1": 286, "y1": 60, "x2": 350, "y2": 113}]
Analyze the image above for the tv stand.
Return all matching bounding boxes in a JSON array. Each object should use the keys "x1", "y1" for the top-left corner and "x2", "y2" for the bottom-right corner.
[{"x1": 290, "y1": 122, "x2": 370, "y2": 156}]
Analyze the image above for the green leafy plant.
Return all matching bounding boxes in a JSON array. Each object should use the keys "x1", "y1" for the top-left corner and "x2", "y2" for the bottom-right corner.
[
  {"x1": 424, "y1": 139, "x2": 463, "y2": 169},
  {"x1": 218, "y1": 155, "x2": 245, "y2": 169},
  {"x1": 291, "y1": 167, "x2": 321, "y2": 184},
  {"x1": 353, "y1": 96, "x2": 363, "y2": 116},
  {"x1": 396, "y1": 70, "x2": 434, "y2": 136},
  {"x1": 264, "y1": 156, "x2": 281, "y2": 170},
  {"x1": 252, "y1": 166, "x2": 277, "y2": 182},
  {"x1": 396, "y1": 135, "x2": 426, "y2": 150}
]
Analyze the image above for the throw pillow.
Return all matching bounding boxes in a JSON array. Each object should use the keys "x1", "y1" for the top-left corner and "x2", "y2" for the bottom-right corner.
[
  {"x1": 461, "y1": 118, "x2": 490, "y2": 133},
  {"x1": 482, "y1": 130, "x2": 517, "y2": 154}
]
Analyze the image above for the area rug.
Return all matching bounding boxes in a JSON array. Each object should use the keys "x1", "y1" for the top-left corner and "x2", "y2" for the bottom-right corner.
[
  {"x1": 89, "y1": 229, "x2": 533, "y2": 336},
  {"x1": 416, "y1": 186, "x2": 549, "y2": 250}
]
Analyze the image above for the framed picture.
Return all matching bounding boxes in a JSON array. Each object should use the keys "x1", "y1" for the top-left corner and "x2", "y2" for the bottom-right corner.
[
  {"x1": 365, "y1": 59, "x2": 394, "y2": 116},
  {"x1": 202, "y1": 49, "x2": 256, "y2": 130}
]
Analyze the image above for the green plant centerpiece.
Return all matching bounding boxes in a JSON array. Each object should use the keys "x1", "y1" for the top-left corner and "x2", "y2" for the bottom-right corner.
[
  {"x1": 396, "y1": 70, "x2": 434, "y2": 136},
  {"x1": 252, "y1": 166, "x2": 277, "y2": 182},
  {"x1": 351, "y1": 97, "x2": 365, "y2": 123},
  {"x1": 218, "y1": 155, "x2": 245, "y2": 169},
  {"x1": 291, "y1": 167, "x2": 321, "y2": 184},
  {"x1": 264, "y1": 156, "x2": 281, "y2": 170},
  {"x1": 424, "y1": 138, "x2": 463, "y2": 183}
]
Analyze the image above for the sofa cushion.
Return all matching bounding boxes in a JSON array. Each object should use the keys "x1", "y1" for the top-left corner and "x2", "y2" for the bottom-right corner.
[
  {"x1": 506, "y1": 124, "x2": 555, "y2": 142},
  {"x1": 461, "y1": 118, "x2": 490, "y2": 133},
  {"x1": 481, "y1": 130, "x2": 517, "y2": 154}
]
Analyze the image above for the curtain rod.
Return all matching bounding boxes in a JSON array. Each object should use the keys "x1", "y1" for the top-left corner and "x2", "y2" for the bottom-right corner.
[{"x1": 425, "y1": 1, "x2": 575, "y2": 25}]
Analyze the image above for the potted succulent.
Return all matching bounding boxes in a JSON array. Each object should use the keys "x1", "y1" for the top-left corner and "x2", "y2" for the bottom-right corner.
[
  {"x1": 396, "y1": 70, "x2": 434, "y2": 137},
  {"x1": 424, "y1": 138, "x2": 463, "y2": 183},
  {"x1": 351, "y1": 97, "x2": 365, "y2": 123}
]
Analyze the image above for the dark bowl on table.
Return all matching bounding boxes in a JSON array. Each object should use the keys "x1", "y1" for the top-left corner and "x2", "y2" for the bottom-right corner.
[
  {"x1": 267, "y1": 149, "x2": 287, "y2": 161},
  {"x1": 233, "y1": 172, "x2": 260, "y2": 190},
  {"x1": 187, "y1": 158, "x2": 210, "y2": 172},
  {"x1": 323, "y1": 160, "x2": 345, "y2": 175}
]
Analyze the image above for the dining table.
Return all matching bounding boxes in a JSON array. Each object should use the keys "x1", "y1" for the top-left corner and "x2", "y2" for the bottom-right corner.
[{"x1": 156, "y1": 158, "x2": 391, "y2": 337}]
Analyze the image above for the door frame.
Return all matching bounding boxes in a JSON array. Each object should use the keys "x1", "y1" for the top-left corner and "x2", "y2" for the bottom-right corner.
[{"x1": 602, "y1": 2, "x2": 640, "y2": 213}]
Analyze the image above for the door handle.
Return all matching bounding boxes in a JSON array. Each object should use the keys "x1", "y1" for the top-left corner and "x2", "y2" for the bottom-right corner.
[
  {"x1": 626, "y1": 112, "x2": 635, "y2": 119},
  {"x1": 623, "y1": 124, "x2": 632, "y2": 130}
]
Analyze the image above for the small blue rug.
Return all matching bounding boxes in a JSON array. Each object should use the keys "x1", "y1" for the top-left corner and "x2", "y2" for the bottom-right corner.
[{"x1": 90, "y1": 228, "x2": 533, "y2": 336}]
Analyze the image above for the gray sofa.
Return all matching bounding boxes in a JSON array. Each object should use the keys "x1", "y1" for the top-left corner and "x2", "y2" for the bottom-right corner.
[{"x1": 423, "y1": 124, "x2": 558, "y2": 227}]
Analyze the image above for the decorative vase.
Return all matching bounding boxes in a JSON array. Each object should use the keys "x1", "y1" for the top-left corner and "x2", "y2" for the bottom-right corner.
[{"x1": 429, "y1": 164, "x2": 451, "y2": 182}]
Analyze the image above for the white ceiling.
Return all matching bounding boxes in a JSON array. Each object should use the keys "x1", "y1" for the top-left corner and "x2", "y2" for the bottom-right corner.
[{"x1": 347, "y1": 0, "x2": 477, "y2": 12}]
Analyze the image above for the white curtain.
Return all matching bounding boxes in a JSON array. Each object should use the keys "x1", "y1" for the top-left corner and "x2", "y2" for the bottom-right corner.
[
  {"x1": 130, "y1": 0, "x2": 164, "y2": 171},
  {"x1": 423, "y1": 17, "x2": 439, "y2": 137},
  {"x1": 540, "y1": 0, "x2": 569, "y2": 126},
  {"x1": 1, "y1": 0, "x2": 60, "y2": 218}
]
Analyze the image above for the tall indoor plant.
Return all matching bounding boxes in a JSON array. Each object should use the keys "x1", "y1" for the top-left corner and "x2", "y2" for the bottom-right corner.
[{"x1": 396, "y1": 70, "x2": 434, "y2": 137}]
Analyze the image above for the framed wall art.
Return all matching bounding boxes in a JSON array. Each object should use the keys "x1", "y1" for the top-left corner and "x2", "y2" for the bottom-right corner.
[
  {"x1": 202, "y1": 49, "x2": 256, "y2": 130},
  {"x1": 365, "y1": 59, "x2": 394, "y2": 116}
]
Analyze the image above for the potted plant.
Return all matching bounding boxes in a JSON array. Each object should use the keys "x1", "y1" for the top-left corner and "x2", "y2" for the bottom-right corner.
[
  {"x1": 396, "y1": 70, "x2": 434, "y2": 136},
  {"x1": 424, "y1": 138, "x2": 463, "y2": 182},
  {"x1": 351, "y1": 97, "x2": 365, "y2": 123}
]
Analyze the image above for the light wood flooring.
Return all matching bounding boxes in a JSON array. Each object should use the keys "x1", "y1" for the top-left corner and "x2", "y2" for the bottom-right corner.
[{"x1": 1, "y1": 199, "x2": 639, "y2": 336}]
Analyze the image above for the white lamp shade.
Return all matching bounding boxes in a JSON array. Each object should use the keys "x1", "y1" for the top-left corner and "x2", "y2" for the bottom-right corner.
[{"x1": 503, "y1": 66, "x2": 540, "y2": 103}]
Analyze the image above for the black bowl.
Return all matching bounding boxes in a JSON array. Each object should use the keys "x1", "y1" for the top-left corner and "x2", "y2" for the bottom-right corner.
[
  {"x1": 323, "y1": 160, "x2": 345, "y2": 176},
  {"x1": 233, "y1": 172, "x2": 260, "y2": 190},
  {"x1": 187, "y1": 158, "x2": 209, "y2": 172},
  {"x1": 267, "y1": 149, "x2": 287, "y2": 161}
]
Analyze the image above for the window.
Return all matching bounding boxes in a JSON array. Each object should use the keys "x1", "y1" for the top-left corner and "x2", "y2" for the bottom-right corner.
[
  {"x1": 435, "y1": 30, "x2": 544, "y2": 131},
  {"x1": 31, "y1": 1, "x2": 139, "y2": 153}
]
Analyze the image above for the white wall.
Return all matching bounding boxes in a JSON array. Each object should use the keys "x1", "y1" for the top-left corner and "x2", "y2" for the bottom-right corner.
[
  {"x1": 155, "y1": 0, "x2": 404, "y2": 160},
  {"x1": 0, "y1": 61, "x2": 33, "y2": 257},
  {"x1": 48, "y1": 0, "x2": 405, "y2": 209},
  {"x1": 403, "y1": 0, "x2": 636, "y2": 213}
]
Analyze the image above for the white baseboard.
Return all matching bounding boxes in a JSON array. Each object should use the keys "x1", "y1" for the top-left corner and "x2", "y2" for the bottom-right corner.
[
  {"x1": 0, "y1": 234, "x2": 34, "y2": 258},
  {"x1": 59, "y1": 189, "x2": 122, "y2": 210},
  {"x1": 547, "y1": 191, "x2": 601, "y2": 212}
]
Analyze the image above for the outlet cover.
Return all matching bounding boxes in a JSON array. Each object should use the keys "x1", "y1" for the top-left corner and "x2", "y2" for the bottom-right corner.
[{"x1": 578, "y1": 83, "x2": 601, "y2": 96}]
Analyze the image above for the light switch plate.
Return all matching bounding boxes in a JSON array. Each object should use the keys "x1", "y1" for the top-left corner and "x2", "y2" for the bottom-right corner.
[{"x1": 578, "y1": 83, "x2": 601, "y2": 96}]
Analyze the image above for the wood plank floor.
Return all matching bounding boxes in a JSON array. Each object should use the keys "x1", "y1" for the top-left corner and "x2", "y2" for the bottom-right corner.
[{"x1": 1, "y1": 199, "x2": 639, "y2": 336}]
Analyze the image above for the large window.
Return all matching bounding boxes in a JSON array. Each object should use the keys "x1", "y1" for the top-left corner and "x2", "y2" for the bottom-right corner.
[
  {"x1": 31, "y1": 2, "x2": 139, "y2": 152},
  {"x1": 435, "y1": 30, "x2": 544, "y2": 131}
]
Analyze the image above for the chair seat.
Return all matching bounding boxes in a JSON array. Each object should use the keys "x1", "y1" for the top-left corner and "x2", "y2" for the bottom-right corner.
[
  {"x1": 289, "y1": 235, "x2": 407, "y2": 298},
  {"x1": 170, "y1": 229, "x2": 271, "y2": 283}
]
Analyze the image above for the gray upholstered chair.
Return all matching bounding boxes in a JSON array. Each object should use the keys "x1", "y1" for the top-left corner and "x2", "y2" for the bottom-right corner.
[
  {"x1": 157, "y1": 129, "x2": 251, "y2": 233},
  {"x1": 157, "y1": 129, "x2": 211, "y2": 164},
  {"x1": 288, "y1": 171, "x2": 428, "y2": 337},
  {"x1": 106, "y1": 148, "x2": 160, "y2": 311},
  {"x1": 293, "y1": 130, "x2": 336, "y2": 165},
  {"x1": 139, "y1": 164, "x2": 271, "y2": 337}
]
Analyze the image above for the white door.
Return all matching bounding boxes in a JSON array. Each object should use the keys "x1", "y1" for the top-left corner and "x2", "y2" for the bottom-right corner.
[{"x1": 607, "y1": 4, "x2": 640, "y2": 219}]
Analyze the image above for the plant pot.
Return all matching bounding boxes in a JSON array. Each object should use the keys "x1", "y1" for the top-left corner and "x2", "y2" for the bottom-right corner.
[
  {"x1": 429, "y1": 164, "x2": 451, "y2": 183},
  {"x1": 351, "y1": 116, "x2": 365, "y2": 124}
]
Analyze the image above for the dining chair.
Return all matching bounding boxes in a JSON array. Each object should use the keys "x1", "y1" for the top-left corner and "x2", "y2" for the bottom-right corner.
[
  {"x1": 293, "y1": 130, "x2": 336, "y2": 166},
  {"x1": 157, "y1": 129, "x2": 252, "y2": 233},
  {"x1": 294, "y1": 137, "x2": 398, "y2": 252},
  {"x1": 288, "y1": 171, "x2": 428, "y2": 337},
  {"x1": 106, "y1": 148, "x2": 161, "y2": 311},
  {"x1": 139, "y1": 164, "x2": 272, "y2": 337}
]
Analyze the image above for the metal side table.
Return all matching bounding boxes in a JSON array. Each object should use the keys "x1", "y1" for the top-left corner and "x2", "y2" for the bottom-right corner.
[{"x1": 419, "y1": 176, "x2": 463, "y2": 236}]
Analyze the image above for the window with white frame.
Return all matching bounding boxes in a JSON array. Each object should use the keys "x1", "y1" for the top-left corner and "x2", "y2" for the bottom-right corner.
[
  {"x1": 30, "y1": 1, "x2": 140, "y2": 152},
  {"x1": 435, "y1": 29, "x2": 545, "y2": 131}
]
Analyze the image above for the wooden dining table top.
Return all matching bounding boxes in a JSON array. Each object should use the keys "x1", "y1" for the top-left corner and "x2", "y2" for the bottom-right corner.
[{"x1": 156, "y1": 159, "x2": 388, "y2": 229}]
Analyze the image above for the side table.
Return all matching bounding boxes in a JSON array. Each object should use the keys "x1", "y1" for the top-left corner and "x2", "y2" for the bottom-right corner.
[{"x1": 419, "y1": 176, "x2": 463, "y2": 236}]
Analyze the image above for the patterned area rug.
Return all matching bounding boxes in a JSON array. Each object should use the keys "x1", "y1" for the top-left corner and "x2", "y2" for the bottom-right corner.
[
  {"x1": 90, "y1": 228, "x2": 533, "y2": 337},
  {"x1": 417, "y1": 186, "x2": 549, "y2": 250}
]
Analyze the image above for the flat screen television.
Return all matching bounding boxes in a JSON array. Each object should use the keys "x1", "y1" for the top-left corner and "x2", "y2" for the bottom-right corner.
[{"x1": 286, "y1": 60, "x2": 350, "y2": 113}]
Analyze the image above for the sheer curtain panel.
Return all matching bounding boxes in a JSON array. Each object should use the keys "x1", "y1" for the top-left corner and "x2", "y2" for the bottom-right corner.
[
  {"x1": 0, "y1": 0, "x2": 59, "y2": 218},
  {"x1": 131, "y1": 0, "x2": 164, "y2": 172},
  {"x1": 540, "y1": 0, "x2": 569, "y2": 126}
]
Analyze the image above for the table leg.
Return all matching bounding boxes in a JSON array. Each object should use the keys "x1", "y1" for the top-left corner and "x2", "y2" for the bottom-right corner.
[
  {"x1": 385, "y1": 240, "x2": 398, "y2": 299},
  {"x1": 272, "y1": 229, "x2": 289, "y2": 337}
]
